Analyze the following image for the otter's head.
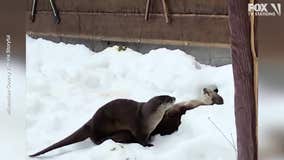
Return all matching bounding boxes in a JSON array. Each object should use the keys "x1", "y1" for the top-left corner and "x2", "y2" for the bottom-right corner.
[
  {"x1": 146, "y1": 95, "x2": 176, "y2": 111},
  {"x1": 201, "y1": 88, "x2": 224, "y2": 105}
]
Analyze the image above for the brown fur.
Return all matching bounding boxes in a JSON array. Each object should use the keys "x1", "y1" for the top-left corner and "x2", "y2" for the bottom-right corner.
[
  {"x1": 30, "y1": 95, "x2": 175, "y2": 157},
  {"x1": 109, "y1": 88, "x2": 224, "y2": 140},
  {"x1": 30, "y1": 88, "x2": 223, "y2": 157}
]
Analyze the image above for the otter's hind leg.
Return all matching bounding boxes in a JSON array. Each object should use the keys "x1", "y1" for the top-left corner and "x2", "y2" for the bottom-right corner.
[
  {"x1": 89, "y1": 129, "x2": 109, "y2": 145},
  {"x1": 134, "y1": 131, "x2": 153, "y2": 147},
  {"x1": 109, "y1": 131, "x2": 138, "y2": 144}
]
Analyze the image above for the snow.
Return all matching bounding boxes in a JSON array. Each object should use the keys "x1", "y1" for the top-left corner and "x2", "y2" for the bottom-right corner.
[{"x1": 26, "y1": 36, "x2": 236, "y2": 160}]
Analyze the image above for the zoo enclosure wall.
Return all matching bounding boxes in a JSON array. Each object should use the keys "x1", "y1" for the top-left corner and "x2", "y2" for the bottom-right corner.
[{"x1": 26, "y1": 0, "x2": 231, "y2": 66}]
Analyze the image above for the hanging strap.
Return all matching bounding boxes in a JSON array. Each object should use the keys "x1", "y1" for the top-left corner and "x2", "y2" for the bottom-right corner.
[{"x1": 249, "y1": 0, "x2": 258, "y2": 150}]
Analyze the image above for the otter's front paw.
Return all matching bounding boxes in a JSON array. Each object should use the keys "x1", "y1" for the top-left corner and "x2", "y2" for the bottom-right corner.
[{"x1": 144, "y1": 143, "x2": 154, "y2": 147}]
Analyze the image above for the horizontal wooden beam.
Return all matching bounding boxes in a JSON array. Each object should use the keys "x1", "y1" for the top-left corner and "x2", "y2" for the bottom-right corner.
[
  {"x1": 26, "y1": 0, "x2": 228, "y2": 15},
  {"x1": 26, "y1": 11, "x2": 230, "y2": 47}
]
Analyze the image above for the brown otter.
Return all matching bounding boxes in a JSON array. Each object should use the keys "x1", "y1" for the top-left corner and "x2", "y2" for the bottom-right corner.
[
  {"x1": 30, "y1": 95, "x2": 176, "y2": 157},
  {"x1": 105, "y1": 87, "x2": 224, "y2": 142}
]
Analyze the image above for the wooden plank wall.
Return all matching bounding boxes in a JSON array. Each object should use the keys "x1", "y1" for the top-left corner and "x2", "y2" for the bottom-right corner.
[
  {"x1": 26, "y1": 0, "x2": 230, "y2": 47},
  {"x1": 26, "y1": 0, "x2": 228, "y2": 14}
]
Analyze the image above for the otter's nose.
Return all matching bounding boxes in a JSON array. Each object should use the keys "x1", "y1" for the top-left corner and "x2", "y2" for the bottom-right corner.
[{"x1": 214, "y1": 97, "x2": 224, "y2": 104}]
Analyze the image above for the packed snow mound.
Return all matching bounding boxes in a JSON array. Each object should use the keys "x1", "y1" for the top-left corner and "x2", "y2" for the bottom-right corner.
[{"x1": 26, "y1": 36, "x2": 236, "y2": 160}]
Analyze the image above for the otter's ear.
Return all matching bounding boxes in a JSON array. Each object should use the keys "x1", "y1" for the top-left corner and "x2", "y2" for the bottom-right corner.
[
  {"x1": 203, "y1": 88, "x2": 209, "y2": 94},
  {"x1": 214, "y1": 88, "x2": 218, "y2": 93}
]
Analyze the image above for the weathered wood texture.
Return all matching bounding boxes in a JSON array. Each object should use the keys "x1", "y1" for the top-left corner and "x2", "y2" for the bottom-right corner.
[
  {"x1": 26, "y1": 0, "x2": 228, "y2": 14},
  {"x1": 228, "y1": 0, "x2": 258, "y2": 160},
  {"x1": 26, "y1": 12, "x2": 229, "y2": 47},
  {"x1": 26, "y1": 0, "x2": 230, "y2": 47}
]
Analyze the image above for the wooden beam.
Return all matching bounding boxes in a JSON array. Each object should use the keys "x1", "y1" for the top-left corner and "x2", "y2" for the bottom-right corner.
[
  {"x1": 228, "y1": 0, "x2": 258, "y2": 160},
  {"x1": 26, "y1": 0, "x2": 228, "y2": 15},
  {"x1": 26, "y1": 11, "x2": 230, "y2": 47}
]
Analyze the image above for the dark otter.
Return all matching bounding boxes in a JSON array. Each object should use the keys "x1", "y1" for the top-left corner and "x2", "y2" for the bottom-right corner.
[
  {"x1": 105, "y1": 88, "x2": 224, "y2": 142},
  {"x1": 30, "y1": 95, "x2": 176, "y2": 157}
]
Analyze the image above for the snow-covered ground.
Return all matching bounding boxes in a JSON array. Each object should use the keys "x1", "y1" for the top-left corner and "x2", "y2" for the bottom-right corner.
[{"x1": 26, "y1": 36, "x2": 236, "y2": 160}]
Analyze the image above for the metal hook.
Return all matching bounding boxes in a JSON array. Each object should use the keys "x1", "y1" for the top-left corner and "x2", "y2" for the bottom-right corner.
[
  {"x1": 144, "y1": 0, "x2": 170, "y2": 23},
  {"x1": 30, "y1": 0, "x2": 60, "y2": 24}
]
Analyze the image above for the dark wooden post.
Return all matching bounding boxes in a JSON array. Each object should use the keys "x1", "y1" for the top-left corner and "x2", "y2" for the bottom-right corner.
[{"x1": 228, "y1": 0, "x2": 258, "y2": 160}]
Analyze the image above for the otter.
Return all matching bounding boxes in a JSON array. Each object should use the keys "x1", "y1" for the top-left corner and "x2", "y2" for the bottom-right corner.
[
  {"x1": 103, "y1": 87, "x2": 224, "y2": 142},
  {"x1": 30, "y1": 95, "x2": 176, "y2": 157}
]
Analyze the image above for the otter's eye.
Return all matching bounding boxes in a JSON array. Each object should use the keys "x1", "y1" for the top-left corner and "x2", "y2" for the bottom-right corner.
[
  {"x1": 157, "y1": 101, "x2": 162, "y2": 105},
  {"x1": 203, "y1": 88, "x2": 209, "y2": 94},
  {"x1": 214, "y1": 88, "x2": 218, "y2": 93}
]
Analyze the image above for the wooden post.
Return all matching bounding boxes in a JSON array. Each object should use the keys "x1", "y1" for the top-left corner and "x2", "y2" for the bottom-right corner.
[{"x1": 228, "y1": 0, "x2": 258, "y2": 160}]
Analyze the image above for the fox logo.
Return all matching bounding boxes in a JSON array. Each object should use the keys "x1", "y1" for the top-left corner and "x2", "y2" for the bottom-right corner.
[
  {"x1": 271, "y1": 3, "x2": 281, "y2": 16},
  {"x1": 248, "y1": 3, "x2": 268, "y2": 12},
  {"x1": 248, "y1": 3, "x2": 281, "y2": 16}
]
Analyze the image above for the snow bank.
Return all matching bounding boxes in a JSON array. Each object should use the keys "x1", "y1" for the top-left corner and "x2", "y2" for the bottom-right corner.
[{"x1": 26, "y1": 36, "x2": 236, "y2": 160}]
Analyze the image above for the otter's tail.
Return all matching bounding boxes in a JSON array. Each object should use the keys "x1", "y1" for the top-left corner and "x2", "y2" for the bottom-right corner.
[{"x1": 29, "y1": 122, "x2": 92, "y2": 157}]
